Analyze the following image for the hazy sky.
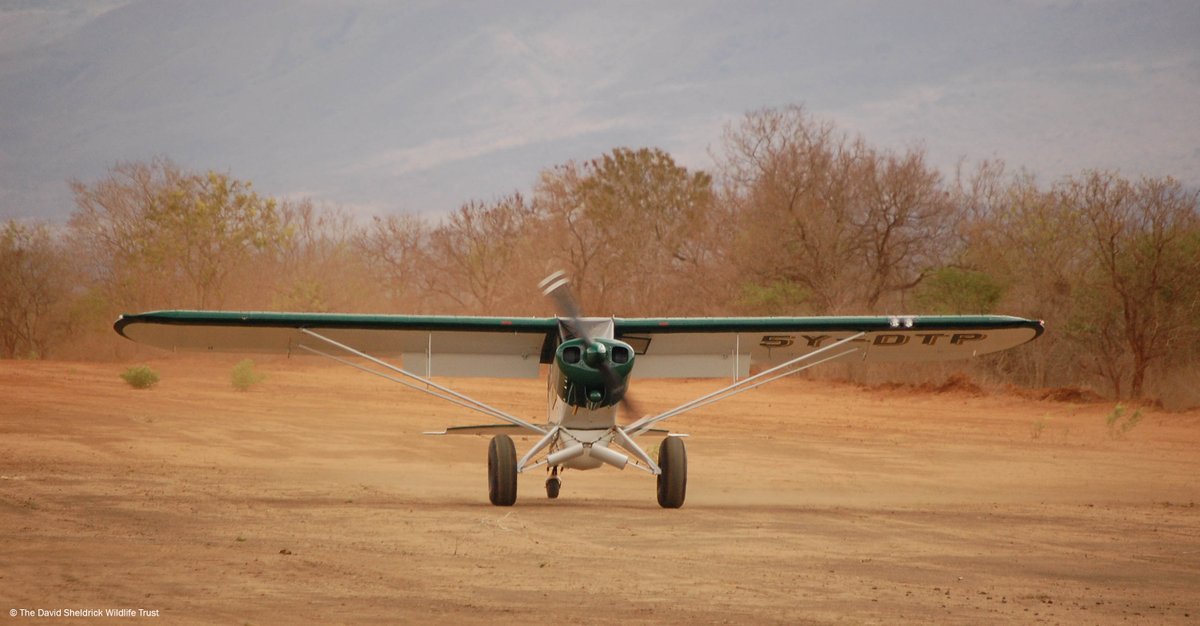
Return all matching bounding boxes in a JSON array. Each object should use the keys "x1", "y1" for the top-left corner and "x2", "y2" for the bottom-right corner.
[{"x1": 1, "y1": 0, "x2": 1197, "y2": 221}]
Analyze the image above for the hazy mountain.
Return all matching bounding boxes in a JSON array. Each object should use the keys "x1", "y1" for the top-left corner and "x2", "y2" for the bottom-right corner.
[{"x1": 1, "y1": 0, "x2": 1197, "y2": 220}]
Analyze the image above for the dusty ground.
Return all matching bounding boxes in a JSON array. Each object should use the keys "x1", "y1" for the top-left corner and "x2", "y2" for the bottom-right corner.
[{"x1": 2, "y1": 356, "x2": 1198, "y2": 625}]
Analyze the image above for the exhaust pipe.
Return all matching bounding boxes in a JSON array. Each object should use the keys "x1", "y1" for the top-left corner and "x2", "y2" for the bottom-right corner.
[
  {"x1": 545, "y1": 443, "x2": 586, "y2": 466},
  {"x1": 586, "y1": 443, "x2": 629, "y2": 470}
]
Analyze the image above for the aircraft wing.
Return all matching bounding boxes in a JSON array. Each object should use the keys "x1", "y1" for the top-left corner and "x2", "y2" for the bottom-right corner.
[
  {"x1": 115, "y1": 311, "x2": 558, "y2": 378},
  {"x1": 116, "y1": 311, "x2": 1042, "y2": 380},
  {"x1": 612, "y1": 315, "x2": 1044, "y2": 378}
]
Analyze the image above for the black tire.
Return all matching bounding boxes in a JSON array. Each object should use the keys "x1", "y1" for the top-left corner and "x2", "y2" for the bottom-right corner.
[
  {"x1": 656, "y1": 436, "x2": 687, "y2": 509},
  {"x1": 545, "y1": 476, "x2": 561, "y2": 499},
  {"x1": 488, "y1": 435, "x2": 517, "y2": 506}
]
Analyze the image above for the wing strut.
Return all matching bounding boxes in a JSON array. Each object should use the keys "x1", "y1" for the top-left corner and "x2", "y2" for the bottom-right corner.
[
  {"x1": 624, "y1": 332, "x2": 866, "y2": 435},
  {"x1": 295, "y1": 328, "x2": 547, "y2": 435}
]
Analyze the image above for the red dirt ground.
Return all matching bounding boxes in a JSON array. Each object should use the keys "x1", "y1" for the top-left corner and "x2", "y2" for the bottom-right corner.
[{"x1": 2, "y1": 356, "x2": 1198, "y2": 624}]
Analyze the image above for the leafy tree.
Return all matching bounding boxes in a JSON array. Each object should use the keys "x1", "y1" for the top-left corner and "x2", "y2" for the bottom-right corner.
[
  {"x1": 534, "y1": 147, "x2": 722, "y2": 315},
  {"x1": 957, "y1": 164, "x2": 1200, "y2": 398},
  {"x1": 1069, "y1": 172, "x2": 1200, "y2": 399},
  {"x1": 913, "y1": 267, "x2": 1003, "y2": 314},
  {"x1": 140, "y1": 170, "x2": 284, "y2": 308},
  {"x1": 69, "y1": 158, "x2": 288, "y2": 310},
  {"x1": 952, "y1": 164, "x2": 1086, "y2": 388},
  {"x1": 578, "y1": 147, "x2": 718, "y2": 313}
]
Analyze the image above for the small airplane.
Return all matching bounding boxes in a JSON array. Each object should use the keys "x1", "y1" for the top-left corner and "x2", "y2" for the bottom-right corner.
[{"x1": 114, "y1": 271, "x2": 1043, "y2": 508}]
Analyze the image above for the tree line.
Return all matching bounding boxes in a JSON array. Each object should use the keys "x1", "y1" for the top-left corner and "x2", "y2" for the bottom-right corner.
[{"x1": 3, "y1": 105, "x2": 1198, "y2": 404}]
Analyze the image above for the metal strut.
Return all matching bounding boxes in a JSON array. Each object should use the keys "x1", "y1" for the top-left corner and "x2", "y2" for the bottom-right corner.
[
  {"x1": 516, "y1": 425, "x2": 560, "y2": 471},
  {"x1": 296, "y1": 328, "x2": 546, "y2": 435},
  {"x1": 625, "y1": 332, "x2": 866, "y2": 436},
  {"x1": 612, "y1": 425, "x2": 662, "y2": 474}
]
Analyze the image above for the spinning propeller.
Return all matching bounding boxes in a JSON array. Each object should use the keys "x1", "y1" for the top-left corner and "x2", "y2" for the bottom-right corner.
[{"x1": 539, "y1": 271, "x2": 644, "y2": 422}]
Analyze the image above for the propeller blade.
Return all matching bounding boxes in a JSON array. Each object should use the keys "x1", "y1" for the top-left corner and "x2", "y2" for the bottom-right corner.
[
  {"x1": 539, "y1": 270, "x2": 589, "y2": 343},
  {"x1": 605, "y1": 362, "x2": 645, "y2": 424}
]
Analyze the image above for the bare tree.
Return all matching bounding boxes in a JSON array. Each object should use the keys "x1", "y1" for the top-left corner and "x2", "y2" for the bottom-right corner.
[
  {"x1": 272, "y1": 200, "x2": 376, "y2": 312},
  {"x1": 356, "y1": 212, "x2": 431, "y2": 312},
  {"x1": 424, "y1": 194, "x2": 543, "y2": 314},
  {"x1": 68, "y1": 158, "x2": 189, "y2": 310},
  {"x1": 717, "y1": 106, "x2": 867, "y2": 313},
  {"x1": 0, "y1": 220, "x2": 74, "y2": 358},
  {"x1": 852, "y1": 146, "x2": 955, "y2": 309},
  {"x1": 533, "y1": 161, "x2": 604, "y2": 308}
]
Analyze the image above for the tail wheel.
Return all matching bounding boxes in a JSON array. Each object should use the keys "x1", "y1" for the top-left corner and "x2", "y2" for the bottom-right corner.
[
  {"x1": 656, "y1": 436, "x2": 687, "y2": 509},
  {"x1": 488, "y1": 435, "x2": 517, "y2": 506}
]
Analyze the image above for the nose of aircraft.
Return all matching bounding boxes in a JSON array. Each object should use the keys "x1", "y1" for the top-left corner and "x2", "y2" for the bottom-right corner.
[{"x1": 583, "y1": 342, "x2": 608, "y2": 367}]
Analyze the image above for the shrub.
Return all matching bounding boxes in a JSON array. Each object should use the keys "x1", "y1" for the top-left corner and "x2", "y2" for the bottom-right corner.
[
  {"x1": 231, "y1": 359, "x2": 266, "y2": 391},
  {"x1": 913, "y1": 267, "x2": 1004, "y2": 314},
  {"x1": 1031, "y1": 415, "x2": 1049, "y2": 439},
  {"x1": 120, "y1": 365, "x2": 160, "y2": 389},
  {"x1": 1105, "y1": 404, "x2": 1143, "y2": 439}
]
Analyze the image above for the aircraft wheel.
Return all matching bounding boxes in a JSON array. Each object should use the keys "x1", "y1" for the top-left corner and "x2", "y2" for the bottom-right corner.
[
  {"x1": 488, "y1": 435, "x2": 517, "y2": 506},
  {"x1": 656, "y1": 436, "x2": 687, "y2": 509},
  {"x1": 546, "y1": 475, "x2": 561, "y2": 499}
]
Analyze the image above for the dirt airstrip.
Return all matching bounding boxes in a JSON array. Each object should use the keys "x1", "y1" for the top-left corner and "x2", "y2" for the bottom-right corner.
[{"x1": 2, "y1": 356, "x2": 1198, "y2": 624}]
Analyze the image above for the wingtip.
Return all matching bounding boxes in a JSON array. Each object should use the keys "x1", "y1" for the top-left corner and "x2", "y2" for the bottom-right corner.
[{"x1": 112, "y1": 314, "x2": 132, "y2": 339}]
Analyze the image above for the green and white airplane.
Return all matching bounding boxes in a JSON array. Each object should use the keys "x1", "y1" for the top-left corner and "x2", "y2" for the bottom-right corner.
[{"x1": 114, "y1": 271, "x2": 1043, "y2": 508}]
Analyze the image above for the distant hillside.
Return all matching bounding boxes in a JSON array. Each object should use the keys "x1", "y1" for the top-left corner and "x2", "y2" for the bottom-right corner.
[{"x1": 1, "y1": 0, "x2": 1197, "y2": 220}]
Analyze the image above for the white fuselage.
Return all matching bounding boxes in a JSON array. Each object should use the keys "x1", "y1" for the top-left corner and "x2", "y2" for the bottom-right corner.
[
  {"x1": 543, "y1": 368, "x2": 624, "y2": 470},
  {"x1": 543, "y1": 318, "x2": 625, "y2": 471}
]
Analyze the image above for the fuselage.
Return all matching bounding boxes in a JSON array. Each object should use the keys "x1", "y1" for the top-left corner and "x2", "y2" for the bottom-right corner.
[{"x1": 543, "y1": 319, "x2": 636, "y2": 470}]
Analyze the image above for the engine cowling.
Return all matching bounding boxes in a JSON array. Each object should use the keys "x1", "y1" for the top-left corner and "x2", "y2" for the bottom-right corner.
[{"x1": 553, "y1": 337, "x2": 635, "y2": 408}]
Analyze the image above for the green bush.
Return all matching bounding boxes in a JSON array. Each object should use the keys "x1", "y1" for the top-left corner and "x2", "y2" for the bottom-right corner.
[
  {"x1": 120, "y1": 365, "x2": 160, "y2": 389},
  {"x1": 231, "y1": 359, "x2": 266, "y2": 391},
  {"x1": 913, "y1": 267, "x2": 1005, "y2": 314},
  {"x1": 1105, "y1": 404, "x2": 1143, "y2": 439}
]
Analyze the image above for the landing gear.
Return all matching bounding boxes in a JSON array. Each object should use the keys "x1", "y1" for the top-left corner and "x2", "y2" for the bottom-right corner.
[
  {"x1": 487, "y1": 435, "x2": 517, "y2": 506},
  {"x1": 545, "y1": 470, "x2": 561, "y2": 499},
  {"x1": 656, "y1": 436, "x2": 687, "y2": 508}
]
